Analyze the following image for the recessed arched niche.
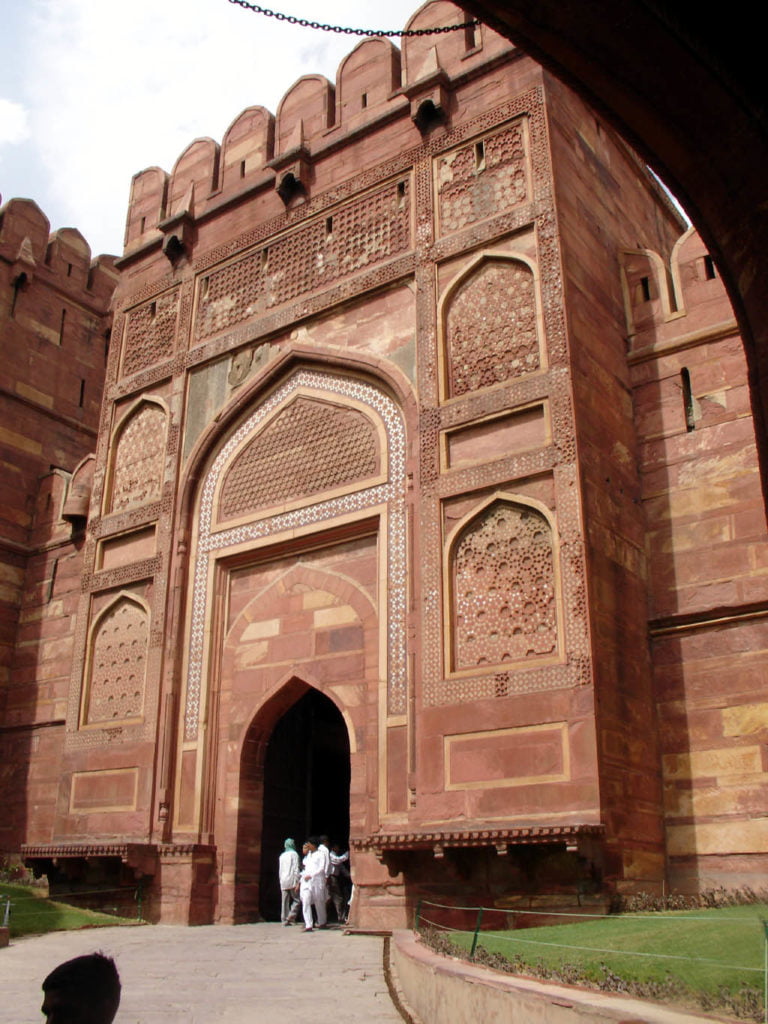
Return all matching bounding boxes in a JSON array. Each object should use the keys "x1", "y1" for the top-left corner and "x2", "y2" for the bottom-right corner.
[
  {"x1": 441, "y1": 254, "x2": 542, "y2": 399},
  {"x1": 449, "y1": 497, "x2": 559, "y2": 672},
  {"x1": 81, "y1": 593, "x2": 149, "y2": 726},
  {"x1": 215, "y1": 394, "x2": 382, "y2": 525},
  {"x1": 106, "y1": 399, "x2": 168, "y2": 514}
]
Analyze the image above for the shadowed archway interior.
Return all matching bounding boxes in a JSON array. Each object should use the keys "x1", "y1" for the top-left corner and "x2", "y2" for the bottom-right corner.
[{"x1": 255, "y1": 688, "x2": 351, "y2": 920}]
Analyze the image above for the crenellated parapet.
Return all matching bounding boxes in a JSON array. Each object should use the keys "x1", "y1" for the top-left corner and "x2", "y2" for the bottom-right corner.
[
  {"x1": 120, "y1": 0, "x2": 512, "y2": 260},
  {"x1": 0, "y1": 194, "x2": 118, "y2": 557},
  {"x1": 0, "y1": 197, "x2": 118, "y2": 306},
  {"x1": 620, "y1": 226, "x2": 735, "y2": 352}
]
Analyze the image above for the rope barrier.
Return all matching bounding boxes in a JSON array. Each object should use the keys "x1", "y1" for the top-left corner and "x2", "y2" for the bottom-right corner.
[
  {"x1": 1, "y1": 884, "x2": 143, "y2": 925},
  {"x1": 460, "y1": 927, "x2": 763, "y2": 973},
  {"x1": 1, "y1": 885, "x2": 140, "y2": 901},
  {"x1": 413, "y1": 896, "x2": 767, "y2": 995},
  {"x1": 417, "y1": 897, "x2": 762, "y2": 923}
]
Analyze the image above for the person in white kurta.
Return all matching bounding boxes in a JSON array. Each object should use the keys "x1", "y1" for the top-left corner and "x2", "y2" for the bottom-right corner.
[
  {"x1": 299, "y1": 840, "x2": 327, "y2": 931},
  {"x1": 316, "y1": 836, "x2": 331, "y2": 911},
  {"x1": 278, "y1": 838, "x2": 300, "y2": 924}
]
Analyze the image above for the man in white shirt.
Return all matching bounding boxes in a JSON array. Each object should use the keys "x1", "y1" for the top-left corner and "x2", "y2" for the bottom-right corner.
[{"x1": 299, "y1": 837, "x2": 327, "y2": 931}]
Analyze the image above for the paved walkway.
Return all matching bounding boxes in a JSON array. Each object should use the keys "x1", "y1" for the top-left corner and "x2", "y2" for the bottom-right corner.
[{"x1": 0, "y1": 923, "x2": 405, "y2": 1024}]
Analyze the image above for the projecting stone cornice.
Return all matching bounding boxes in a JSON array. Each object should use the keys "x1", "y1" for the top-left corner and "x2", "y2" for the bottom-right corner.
[{"x1": 353, "y1": 823, "x2": 605, "y2": 857}]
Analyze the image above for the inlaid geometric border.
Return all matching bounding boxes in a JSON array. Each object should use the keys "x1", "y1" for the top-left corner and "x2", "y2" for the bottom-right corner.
[{"x1": 184, "y1": 368, "x2": 407, "y2": 738}]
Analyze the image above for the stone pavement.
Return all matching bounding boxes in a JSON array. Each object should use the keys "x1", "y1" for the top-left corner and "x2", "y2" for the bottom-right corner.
[{"x1": 0, "y1": 923, "x2": 406, "y2": 1024}]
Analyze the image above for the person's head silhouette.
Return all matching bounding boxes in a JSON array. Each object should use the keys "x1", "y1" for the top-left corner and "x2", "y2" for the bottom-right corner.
[{"x1": 41, "y1": 953, "x2": 121, "y2": 1024}]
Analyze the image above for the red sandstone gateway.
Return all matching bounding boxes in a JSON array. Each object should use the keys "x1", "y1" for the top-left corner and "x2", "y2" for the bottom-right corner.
[{"x1": 2, "y1": 1, "x2": 765, "y2": 927}]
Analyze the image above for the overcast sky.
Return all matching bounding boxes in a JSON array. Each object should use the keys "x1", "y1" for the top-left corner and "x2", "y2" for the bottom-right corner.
[{"x1": 0, "y1": 0, "x2": 425, "y2": 257}]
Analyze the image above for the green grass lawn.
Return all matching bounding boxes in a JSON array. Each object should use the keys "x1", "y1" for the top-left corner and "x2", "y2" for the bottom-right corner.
[
  {"x1": 0, "y1": 884, "x2": 142, "y2": 938},
  {"x1": 446, "y1": 904, "x2": 766, "y2": 999}
]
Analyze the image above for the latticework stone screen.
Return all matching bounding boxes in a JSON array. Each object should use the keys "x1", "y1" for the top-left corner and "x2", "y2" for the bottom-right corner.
[
  {"x1": 83, "y1": 597, "x2": 149, "y2": 724},
  {"x1": 218, "y1": 397, "x2": 380, "y2": 521}
]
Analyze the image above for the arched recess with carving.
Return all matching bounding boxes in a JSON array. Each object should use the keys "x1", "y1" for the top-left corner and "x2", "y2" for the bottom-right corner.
[
  {"x1": 80, "y1": 591, "x2": 150, "y2": 727},
  {"x1": 104, "y1": 397, "x2": 168, "y2": 515},
  {"x1": 445, "y1": 493, "x2": 563, "y2": 675},
  {"x1": 438, "y1": 252, "x2": 545, "y2": 401},
  {"x1": 174, "y1": 360, "x2": 409, "y2": 860}
]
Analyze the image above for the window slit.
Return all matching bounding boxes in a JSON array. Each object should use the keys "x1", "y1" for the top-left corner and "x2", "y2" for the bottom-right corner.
[{"x1": 681, "y1": 367, "x2": 696, "y2": 431}]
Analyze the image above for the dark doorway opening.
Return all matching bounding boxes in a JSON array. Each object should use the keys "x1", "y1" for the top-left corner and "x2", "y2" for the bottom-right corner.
[{"x1": 257, "y1": 687, "x2": 350, "y2": 920}]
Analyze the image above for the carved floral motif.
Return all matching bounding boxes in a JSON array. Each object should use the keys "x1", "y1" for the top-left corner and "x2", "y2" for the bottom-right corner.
[
  {"x1": 446, "y1": 259, "x2": 539, "y2": 397},
  {"x1": 110, "y1": 404, "x2": 166, "y2": 513},
  {"x1": 453, "y1": 500, "x2": 557, "y2": 671}
]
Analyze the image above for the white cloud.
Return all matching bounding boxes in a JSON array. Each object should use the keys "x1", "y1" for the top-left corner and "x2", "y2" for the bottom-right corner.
[
  {"x1": 0, "y1": 98, "x2": 30, "y2": 147},
  {"x1": 9, "y1": 0, "x2": 424, "y2": 254}
]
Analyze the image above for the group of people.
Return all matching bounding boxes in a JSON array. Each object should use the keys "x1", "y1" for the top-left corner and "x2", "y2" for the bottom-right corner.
[{"x1": 279, "y1": 835, "x2": 351, "y2": 931}]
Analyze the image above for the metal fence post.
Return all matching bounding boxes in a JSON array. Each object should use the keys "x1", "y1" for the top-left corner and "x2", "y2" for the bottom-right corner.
[
  {"x1": 469, "y1": 908, "x2": 484, "y2": 959},
  {"x1": 763, "y1": 920, "x2": 767, "y2": 1024},
  {"x1": 413, "y1": 898, "x2": 423, "y2": 932}
]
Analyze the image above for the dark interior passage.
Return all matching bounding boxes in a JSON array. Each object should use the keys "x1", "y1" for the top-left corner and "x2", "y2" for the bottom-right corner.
[{"x1": 258, "y1": 687, "x2": 350, "y2": 919}]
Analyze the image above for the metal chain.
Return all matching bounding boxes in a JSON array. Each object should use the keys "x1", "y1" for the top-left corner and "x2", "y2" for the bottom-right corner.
[{"x1": 226, "y1": 0, "x2": 479, "y2": 37}]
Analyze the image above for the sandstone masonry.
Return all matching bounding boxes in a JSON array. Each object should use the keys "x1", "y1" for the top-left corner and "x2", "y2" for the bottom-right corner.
[{"x1": 1, "y1": 1, "x2": 765, "y2": 926}]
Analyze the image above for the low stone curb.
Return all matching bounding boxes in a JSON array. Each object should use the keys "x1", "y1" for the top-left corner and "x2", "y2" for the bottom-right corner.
[{"x1": 390, "y1": 930, "x2": 732, "y2": 1024}]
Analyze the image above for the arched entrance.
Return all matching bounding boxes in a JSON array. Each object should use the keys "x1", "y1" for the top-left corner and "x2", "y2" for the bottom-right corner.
[
  {"x1": 237, "y1": 686, "x2": 351, "y2": 922},
  {"x1": 180, "y1": 365, "x2": 405, "y2": 923}
]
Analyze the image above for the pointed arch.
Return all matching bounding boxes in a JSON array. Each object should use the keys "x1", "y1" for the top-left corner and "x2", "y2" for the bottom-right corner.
[
  {"x1": 233, "y1": 677, "x2": 352, "y2": 922},
  {"x1": 178, "y1": 346, "x2": 415, "y2": 519},
  {"x1": 105, "y1": 396, "x2": 168, "y2": 515},
  {"x1": 438, "y1": 250, "x2": 545, "y2": 400},
  {"x1": 182, "y1": 363, "x2": 408, "y2": 747},
  {"x1": 445, "y1": 492, "x2": 563, "y2": 674},
  {"x1": 223, "y1": 561, "x2": 376, "y2": 740},
  {"x1": 235, "y1": 664, "x2": 359, "y2": 757},
  {"x1": 212, "y1": 389, "x2": 386, "y2": 527}
]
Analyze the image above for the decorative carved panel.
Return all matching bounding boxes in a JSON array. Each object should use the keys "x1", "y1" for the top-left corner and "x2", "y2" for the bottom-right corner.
[
  {"x1": 436, "y1": 121, "x2": 527, "y2": 236},
  {"x1": 122, "y1": 289, "x2": 178, "y2": 376},
  {"x1": 194, "y1": 177, "x2": 411, "y2": 341},
  {"x1": 109, "y1": 403, "x2": 166, "y2": 513},
  {"x1": 218, "y1": 397, "x2": 380, "y2": 521},
  {"x1": 452, "y1": 500, "x2": 557, "y2": 671},
  {"x1": 83, "y1": 597, "x2": 148, "y2": 724},
  {"x1": 445, "y1": 258, "x2": 539, "y2": 397}
]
